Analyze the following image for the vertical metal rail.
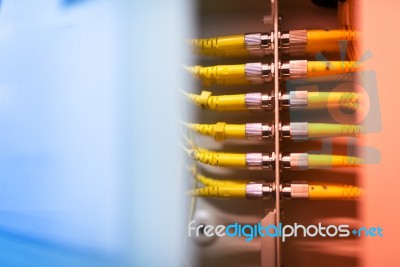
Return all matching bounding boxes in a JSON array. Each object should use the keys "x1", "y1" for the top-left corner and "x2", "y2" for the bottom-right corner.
[{"x1": 273, "y1": 0, "x2": 281, "y2": 266}]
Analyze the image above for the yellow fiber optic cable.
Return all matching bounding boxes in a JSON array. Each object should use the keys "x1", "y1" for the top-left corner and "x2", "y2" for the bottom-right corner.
[
  {"x1": 306, "y1": 29, "x2": 359, "y2": 43},
  {"x1": 307, "y1": 154, "x2": 362, "y2": 169},
  {"x1": 307, "y1": 61, "x2": 360, "y2": 77},
  {"x1": 182, "y1": 90, "x2": 247, "y2": 111},
  {"x1": 186, "y1": 122, "x2": 246, "y2": 141},
  {"x1": 188, "y1": 30, "x2": 359, "y2": 57},
  {"x1": 187, "y1": 35, "x2": 246, "y2": 51},
  {"x1": 187, "y1": 148, "x2": 362, "y2": 170},
  {"x1": 186, "y1": 181, "x2": 364, "y2": 200},
  {"x1": 187, "y1": 184, "x2": 247, "y2": 198},
  {"x1": 186, "y1": 61, "x2": 360, "y2": 85},
  {"x1": 188, "y1": 149, "x2": 247, "y2": 168},
  {"x1": 282, "y1": 153, "x2": 362, "y2": 170},
  {"x1": 187, "y1": 35, "x2": 249, "y2": 57},
  {"x1": 307, "y1": 183, "x2": 364, "y2": 200},
  {"x1": 186, "y1": 122, "x2": 362, "y2": 140},
  {"x1": 307, "y1": 123, "x2": 362, "y2": 138},
  {"x1": 183, "y1": 90, "x2": 361, "y2": 112},
  {"x1": 185, "y1": 64, "x2": 248, "y2": 86},
  {"x1": 307, "y1": 92, "x2": 361, "y2": 111}
]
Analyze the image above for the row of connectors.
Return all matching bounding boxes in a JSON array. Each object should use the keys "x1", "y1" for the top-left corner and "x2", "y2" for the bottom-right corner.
[
  {"x1": 187, "y1": 149, "x2": 361, "y2": 170},
  {"x1": 185, "y1": 60, "x2": 360, "y2": 85},
  {"x1": 184, "y1": 90, "x2": 361, "y2": 111},
  {"x1": 185, "y1": 122, "x2": 362, "y2": 141},
  {"x1": 184, "y1": 27, "x2": 363, "y2": 201},
  {"x1": 188, "y1": 29, "x2": 359, "y2": 57}
]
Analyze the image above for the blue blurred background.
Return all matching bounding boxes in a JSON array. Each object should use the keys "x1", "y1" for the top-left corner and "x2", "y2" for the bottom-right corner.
[{"x1": 0, "y1": 0, "x2": 188, "y2": 266}]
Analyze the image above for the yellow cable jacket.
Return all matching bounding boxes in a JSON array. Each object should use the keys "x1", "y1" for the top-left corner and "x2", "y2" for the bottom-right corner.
[
  {"x1": 186, "y1": 91, "x2": 247, "y2": 111},
  {"x1": 186, "y1": 65, "x2": 249, "y2": 85},
  {"x1": 308, "y1": 154, "x2": 362, "y2": 169},
  {"x1": 307, "y1": 30, "x2": 359, "y2": 43},
  {"x1": 188, "y1": 35, "x2": 246, "y2": 50},
  {"x1": 307, "y1": 92, "x2": 360, "y2": 111},
  {"x1": 308, "y1": 123, "x2": 362, "y2": 138},
  {"x1": 188, "y1": 35, "x2": 249, "y2": 57},
  {"x1": 191, "y1": 150, "x2": 247, "y2": 168},
  {"x1": 187, "y1": 184, "x2": 247, "y2": 198},
  {"x1": 195, "y1": 174, "x2": 248, "y2": 186},
  {"x1": 308, "y1": 183, "x2": 363, "y2": 200},
  {"x1": 307, "y1": 61, "x2": 359, "y2": 77},
  {"x1": 188, "y1": 122, "x2": 246, "y2": 141}
]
